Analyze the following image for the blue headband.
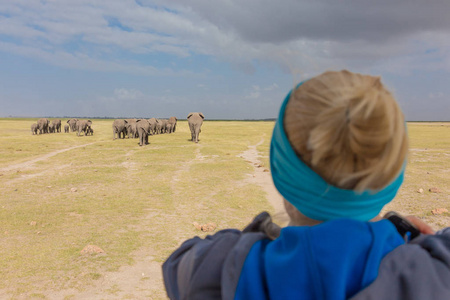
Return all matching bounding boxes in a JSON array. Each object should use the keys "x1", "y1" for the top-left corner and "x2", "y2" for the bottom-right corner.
[{"x1": 270, "y1": 83, "x2": 405, "y2": 221}]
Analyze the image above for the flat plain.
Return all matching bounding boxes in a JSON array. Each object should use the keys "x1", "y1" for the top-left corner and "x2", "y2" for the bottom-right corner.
[{"x1": 0, "y1": 119, "x2": 449, "y2": 299}]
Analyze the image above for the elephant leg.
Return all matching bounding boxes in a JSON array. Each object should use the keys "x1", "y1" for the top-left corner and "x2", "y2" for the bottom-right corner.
[
  {"x1": 189, "y1": 124, "x2": 194, "y2": 141},
  {"x1": 194, "y1": 125, "x2": 200, "y2": 143},
  {"x1": 138, "y1": 130, "x2": 143, "y2": 146}
]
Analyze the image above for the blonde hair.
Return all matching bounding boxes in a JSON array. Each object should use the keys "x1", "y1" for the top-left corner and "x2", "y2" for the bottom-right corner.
[{"x1": 284, "y1": 70, "x2": 408, "y2": 192}]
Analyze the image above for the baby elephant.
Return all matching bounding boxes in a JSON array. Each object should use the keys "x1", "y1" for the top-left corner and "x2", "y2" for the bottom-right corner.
[
  {"x1": 86, "y1": 127, "x2": 94, "y2": 136},
  {"x1": 31, "y1": 123, "x2": 38, "y2": 135},
  {"x1": 64, "y1": 124, "x2": 69, "y2": 133},
  {"x1": 187, "y1": 112, "x2": 204, "y2": 143}
]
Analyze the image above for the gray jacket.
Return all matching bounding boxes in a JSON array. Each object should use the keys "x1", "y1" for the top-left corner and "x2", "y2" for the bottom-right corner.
[
  {"x1": 163, "y1": 213, "x2": 450, "y2": 299},
  {"x1": 352, "y1": 228, "x2": 450, "y2": 299}
]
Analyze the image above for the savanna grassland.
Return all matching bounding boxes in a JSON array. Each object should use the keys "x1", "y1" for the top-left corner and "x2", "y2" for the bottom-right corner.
[
  {"x1": 0, "y1": 119, "x2": 449, "y2": 299},
  {"x1": 0, "y1": 119, "x2": 275, "y2": 299}
]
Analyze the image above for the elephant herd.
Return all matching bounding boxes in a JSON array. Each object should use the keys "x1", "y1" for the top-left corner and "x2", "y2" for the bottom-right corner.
[
  {"x1": 31, "y1": 118, "x2": 93, "y2": 136},
  {"x1": 113, "y1": 112, "x2": 205, "y2": 146},
  {"x1": 112, "y1": 117, "x2": 178, "y2": 146},
  {"x1": 30, "y1": 112, "x2": 205, "y2": 144}
]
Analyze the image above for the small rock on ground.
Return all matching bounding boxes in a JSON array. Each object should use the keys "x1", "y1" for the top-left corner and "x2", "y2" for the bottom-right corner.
[
  {"x1": 193, "y1": 222, "x2": 217, "y2": 232},
  {"x1": 80, "y1": 245, "x2": 105, "y2": 255},
  {"x1": 429, "y1": 187, "x2": 441, "y2": 193},
  {"x1": 431, "y1": 208, "x2": 448, "y2": 215}
]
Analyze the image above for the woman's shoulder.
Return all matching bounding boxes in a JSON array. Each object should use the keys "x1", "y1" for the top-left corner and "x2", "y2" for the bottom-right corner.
[{"x1": 352, "y1": 228, "x2": 450, "y2": 299}]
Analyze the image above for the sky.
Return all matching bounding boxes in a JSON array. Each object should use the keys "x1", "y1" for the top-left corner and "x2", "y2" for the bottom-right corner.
[{"x1": 1, "y1": 0, "x2": 449, "y2": 120}]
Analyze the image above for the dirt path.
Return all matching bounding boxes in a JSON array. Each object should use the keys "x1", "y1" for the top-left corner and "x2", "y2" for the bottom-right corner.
[
  {"x1": 46, "y1": 246, "x2": 164, "y2": 299},
  {"x1": 170, "y1": 145, "x2": 205, "y2": 196},
  {"x1": 239, "y1": 139, "x2": 287, "y2": 222},
  {"x1": 0, "y1": 143, "x2": 97, "y2": 173}
]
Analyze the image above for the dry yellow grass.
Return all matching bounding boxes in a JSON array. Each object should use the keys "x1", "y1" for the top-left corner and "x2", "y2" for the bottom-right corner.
[{"x1": 0, "y1": 119, "x2": 274, "y2": 298}]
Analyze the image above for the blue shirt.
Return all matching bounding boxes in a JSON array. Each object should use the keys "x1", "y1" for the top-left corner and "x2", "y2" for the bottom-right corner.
[{"x1": 235, "y1": 219, "x2": 404, "y2": 300}]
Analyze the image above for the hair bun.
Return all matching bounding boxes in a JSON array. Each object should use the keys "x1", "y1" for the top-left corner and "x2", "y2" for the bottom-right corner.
[{"x1": 284, "y1": 70, "x2": 408, "y2": 191}]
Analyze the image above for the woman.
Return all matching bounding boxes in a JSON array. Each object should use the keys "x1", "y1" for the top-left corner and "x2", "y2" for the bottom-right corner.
[{"x1": 163, "y1": 70, "x2": 449, "y2": 299}]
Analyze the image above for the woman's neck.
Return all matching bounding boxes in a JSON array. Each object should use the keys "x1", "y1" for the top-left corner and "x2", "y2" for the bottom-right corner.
[{"x1": 284, "y1": 199, "x2": 382, "y2": 226}]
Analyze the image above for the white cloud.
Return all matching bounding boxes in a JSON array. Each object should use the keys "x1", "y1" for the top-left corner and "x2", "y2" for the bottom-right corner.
[
  {"x1": 429, "y1": 92, "x2": 444, "y2": 99},
  {"x1": 264, "y1": 83, "x2": 279, "y2": 91},
  {"x1": 114, "y1": 88, "x2": 144, "y2": 100},
  {"x1": 244, "y1": 85, "x2": 261, "y2": 99},
  {"x1": 1, "y1": 0, "x2": 450, "y2": 77}
]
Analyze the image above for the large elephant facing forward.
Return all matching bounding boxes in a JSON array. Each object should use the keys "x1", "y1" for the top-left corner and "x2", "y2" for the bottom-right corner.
[
  {"x1": 76, "y1": 120, "x2": 92, "y2": 136},
  {"x1": 187, "y1": 112, "x2": 204, "y2": 143},
  {"x1": 67, "y1": 119, "x2": 78, "y2": 132}
]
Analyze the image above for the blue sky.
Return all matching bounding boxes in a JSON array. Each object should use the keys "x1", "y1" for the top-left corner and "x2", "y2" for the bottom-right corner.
[{"x1": 1, "y1": 0, "x2": 449, "y2": 120}]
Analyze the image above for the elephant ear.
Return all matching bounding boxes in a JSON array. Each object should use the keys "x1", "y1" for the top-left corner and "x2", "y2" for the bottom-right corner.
[
  {"x1": 187, "y1": 113, "x2": 193, "y2": 119},
  {"x1": 136, "y1": 119, "x2": 142, "y2": 123},
  {"x1": 124, "y1": 119, "x2": 128, "y2": 124},
  {"x1": 199, "y1": 113, "x2": 205, "y2": 119},
  {"x1": 67, "y1": 120, "x2": 70, "y2": 123}
]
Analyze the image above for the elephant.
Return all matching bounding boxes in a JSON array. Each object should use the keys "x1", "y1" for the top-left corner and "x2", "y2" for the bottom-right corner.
[
  {"x1": 31, "y1": 123, "x2": 38, "y2": 135},
  {"x1": 64, "y1": 124, "x2": 69, "y2": 133},
  {"x1": 125, "y1": 119, "x2": 138, "y2": 138},
  {"x1": 48, "y1": 122, "x2": 56, "y2": 133},
  {"x1": 187, "y1": 112, "x2": 204, "y2": 143},
  {"x1": 67, "y1": 119, "x2": 78, "y2": 132},
  {"x1": 37, "y1": 118, "x2": 49, "y2": 134},
  {"x1": 159, "y1": 119, "x2": 168, "y2": 134},
  {"x1": 166, "y1": 123, "x2": 173, "y2": 134},
  {"x1": 167, "y1": 116, "x2": 177, "y2": 133},
  {"x1": 52, "y1": 119, "x2": 62, "y2": 133},
  {"x1": 76, "y1": 120, "x2": 92, "y2": 136},
  {"x1": 112, "y1": 119, "x2": 128, "y2": 139},
  {"x1": 86, "y1": 127, "x2": 94, "y2": 136},
  {"x1": 155, "y1": 119, "x2": 162, "y2": 134},
  {"x1": 136, "y1": 119, "x2": 152, "y2": 146},
  {"x1": 148, "y1": 118, "x2": 159, "y2": 135}
]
